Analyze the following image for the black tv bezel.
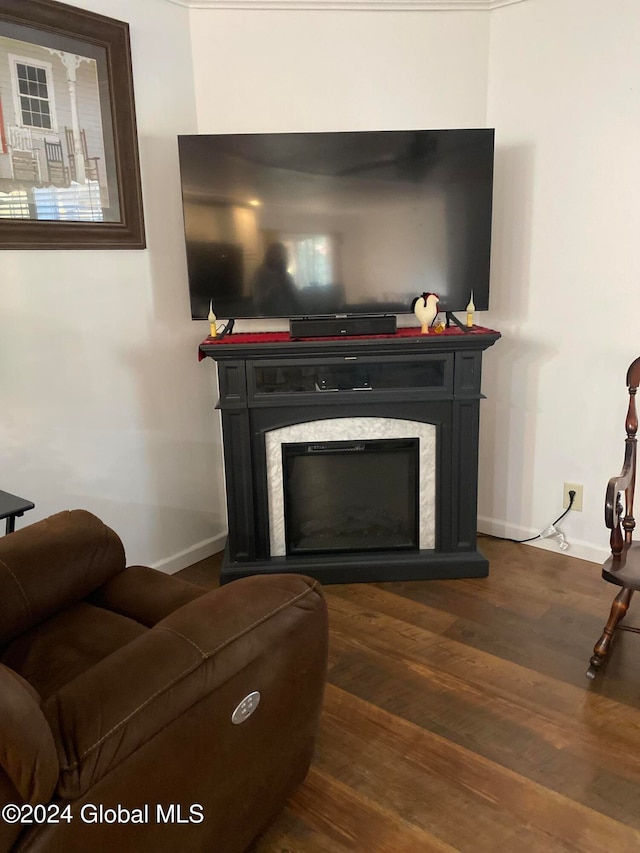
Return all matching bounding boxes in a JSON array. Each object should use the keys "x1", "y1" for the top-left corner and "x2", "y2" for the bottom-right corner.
[{"x1": 178, "y1": 127, "x2": 495, "y2": 321}]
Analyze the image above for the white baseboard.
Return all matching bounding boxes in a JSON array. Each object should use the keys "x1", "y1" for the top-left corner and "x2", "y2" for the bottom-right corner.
[
  {"x1": 151, "y1": 531, "x2": 227, "y2": 575},
  {"x1": 477, "y1": 516, "x2": 607, "y2": 566},
  {"x1": 149, "y1": 520, "x2": 607, "y2": 575}
]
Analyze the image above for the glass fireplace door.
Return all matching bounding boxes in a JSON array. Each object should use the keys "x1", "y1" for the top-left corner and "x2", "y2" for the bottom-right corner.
[{"x1": 282, "y1": 438, "x2": 419, "y2": 556}]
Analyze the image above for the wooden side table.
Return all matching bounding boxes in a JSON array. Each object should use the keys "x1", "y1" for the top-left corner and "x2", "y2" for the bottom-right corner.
[{"x1": 0, "y1": 490, "x2": 35, "y2": 534}]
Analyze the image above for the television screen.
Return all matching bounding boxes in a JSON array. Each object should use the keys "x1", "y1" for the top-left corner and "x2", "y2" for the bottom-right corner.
[{"x1": 177, "y1": 129, "x2": 495, "y2": 320}]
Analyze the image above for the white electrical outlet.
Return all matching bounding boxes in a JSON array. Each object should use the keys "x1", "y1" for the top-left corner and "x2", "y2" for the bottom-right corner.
[{"x1": 563, "y1": 482, "x2": 583, "y2": 512}]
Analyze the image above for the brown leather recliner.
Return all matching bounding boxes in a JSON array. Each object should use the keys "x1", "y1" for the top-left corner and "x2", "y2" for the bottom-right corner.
[{"x1": 0, "y1": 510, "x2": 328, "y2": 852}]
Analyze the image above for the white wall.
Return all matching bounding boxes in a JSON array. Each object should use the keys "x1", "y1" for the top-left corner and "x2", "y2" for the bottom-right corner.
[
  {"x1": 481, "y1": 0, "x2": 640, "y2": 561},
  {"x1": 189, "y1": 9, "x2": 491, "y2": 338},
  {"x1": 190, "y1": 10, "x2": 490, "y2": 135},
  {"x1": 190, "y1": 1, "x2": 640, "y2": 565},
  {"x1": 8, "y1": 0, "x2": 632, "y2": 570},
  {"x1": 1, "y1": 0, "x2": 227, "y2": 570}
]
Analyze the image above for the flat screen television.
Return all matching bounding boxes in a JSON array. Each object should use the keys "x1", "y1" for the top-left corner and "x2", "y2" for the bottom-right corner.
[{"x1": 177, "y1": 129, "x2": 495, "y2": 322}]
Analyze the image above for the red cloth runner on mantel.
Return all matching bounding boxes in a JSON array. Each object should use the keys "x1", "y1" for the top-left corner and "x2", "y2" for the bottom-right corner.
[{"x1": 198, "y1": 325, "x2": 496, "y2": 360}]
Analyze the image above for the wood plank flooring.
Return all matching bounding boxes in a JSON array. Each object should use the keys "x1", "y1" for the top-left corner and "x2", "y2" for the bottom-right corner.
[{"x1": 178, "y1": 537, "x2": 640, "y2": 852}]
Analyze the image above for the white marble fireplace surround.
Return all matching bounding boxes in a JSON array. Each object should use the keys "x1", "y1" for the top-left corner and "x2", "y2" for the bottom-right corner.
[{"x1": 266, "y1": 417, "x2": 436, "y2": 557}]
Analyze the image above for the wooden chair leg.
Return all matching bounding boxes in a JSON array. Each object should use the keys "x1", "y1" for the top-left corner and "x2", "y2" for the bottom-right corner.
[{"x1": 587, "y1": 586, "x2": 634, "y2": 679}]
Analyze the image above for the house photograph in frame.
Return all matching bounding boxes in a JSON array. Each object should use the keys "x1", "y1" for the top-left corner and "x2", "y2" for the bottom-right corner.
[{"x1": 0, "y1": 0, "x2": 145, "y2": 248}]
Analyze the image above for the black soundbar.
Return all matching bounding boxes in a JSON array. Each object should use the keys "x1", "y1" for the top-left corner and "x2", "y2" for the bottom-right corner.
[{"x1": 290, "y1": 315, "x2": 397, "y2": 339}]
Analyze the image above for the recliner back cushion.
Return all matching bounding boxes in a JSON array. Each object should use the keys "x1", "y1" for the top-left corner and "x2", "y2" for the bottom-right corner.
[
  {"x1": 0, "y1": 510, "x2": 126, "y2": 644},
  {"x1": 2, "y1": 602, "x2": 147, "y2": 700}
]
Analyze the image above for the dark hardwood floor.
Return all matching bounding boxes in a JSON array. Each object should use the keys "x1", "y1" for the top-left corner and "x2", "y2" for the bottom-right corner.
[{"x1": 178, "y1": 537, "x2": 640, "y2": 852}]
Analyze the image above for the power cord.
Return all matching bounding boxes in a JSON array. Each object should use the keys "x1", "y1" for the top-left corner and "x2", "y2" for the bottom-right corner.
[
  {"x1": 215, "y1": 318, "x2": 235, "y2": 339},
  {"x1": 484, "y1": 489, "x2": 575, "y2": 551}
]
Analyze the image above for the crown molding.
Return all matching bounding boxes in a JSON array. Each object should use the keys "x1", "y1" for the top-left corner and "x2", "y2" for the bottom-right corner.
[{"x1": 164, "y1": 0, "x2": 528, "y2": 10}]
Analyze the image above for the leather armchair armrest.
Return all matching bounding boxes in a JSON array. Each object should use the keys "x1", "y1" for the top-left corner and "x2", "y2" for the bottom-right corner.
[
  {"x1": 0, "y1": 664, "x2": 58, "y2": 805},
  {"x1": 44, "y1": 574, "x2": 327, "y2": 800}
]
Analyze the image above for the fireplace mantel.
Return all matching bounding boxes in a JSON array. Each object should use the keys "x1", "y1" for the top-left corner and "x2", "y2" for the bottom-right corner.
[{"x1": 200, "y1": 325, "x2": 500, "y2": 584}]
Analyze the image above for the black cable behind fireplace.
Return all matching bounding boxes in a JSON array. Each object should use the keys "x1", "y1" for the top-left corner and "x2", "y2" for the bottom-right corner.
[{"x1": 282, "y1": 438, "x2": 419, "y2": 556}]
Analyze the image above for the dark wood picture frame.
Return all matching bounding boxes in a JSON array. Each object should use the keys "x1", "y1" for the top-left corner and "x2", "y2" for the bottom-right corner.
[{"x1": 0, "y1": 0, "x2": 145, "y2": 248}]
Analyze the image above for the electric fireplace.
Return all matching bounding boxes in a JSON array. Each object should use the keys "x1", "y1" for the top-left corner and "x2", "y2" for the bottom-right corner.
[
  {"x1": 199, "y1": 327, "x2": 501, "y2": 584},
  {"x1": 283, "y1": 438, "x2": 418, "y2": 555}
]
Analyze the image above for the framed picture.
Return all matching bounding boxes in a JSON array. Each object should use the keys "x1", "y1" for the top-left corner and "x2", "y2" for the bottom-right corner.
[{"x1": 0, "y1": 0, "x2": 145, "y2": 248}]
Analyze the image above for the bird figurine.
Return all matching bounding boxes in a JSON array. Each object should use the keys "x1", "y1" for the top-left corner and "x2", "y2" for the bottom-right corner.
[{"x1": 412, "y1": 292, "x2": 440, "y2": 334}]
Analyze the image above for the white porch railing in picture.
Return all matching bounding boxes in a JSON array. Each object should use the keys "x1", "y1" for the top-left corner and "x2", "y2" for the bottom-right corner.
[
  {"x1": 6, "y1": 126, "x2": 41, "y2": 183},
  {"x1": 0, "y1": 182, "x2": 103, "y2": 220},
  {"x1": 32, "y1": 182, "x2": 102, "y2": 220},
  {"x1": 0, "y1": 189, "x2": 30, "y2": 217},
  {"x1": 7, "y1": 125, "x2": 35, "y2": 150}
]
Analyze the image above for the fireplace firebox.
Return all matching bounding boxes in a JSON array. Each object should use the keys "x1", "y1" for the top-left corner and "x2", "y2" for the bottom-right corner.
[
  {"x1": 199, "y1": 327, "x2": 500, "y2": 584},
  {"x1": 282, "y1": 439, "x2": 419, "y2": 556}
]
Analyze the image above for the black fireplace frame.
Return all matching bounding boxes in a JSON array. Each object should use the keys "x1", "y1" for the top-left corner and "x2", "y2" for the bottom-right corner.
[{"x1": 200, "y1": 329, "x2": 500, "y2": 584}]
